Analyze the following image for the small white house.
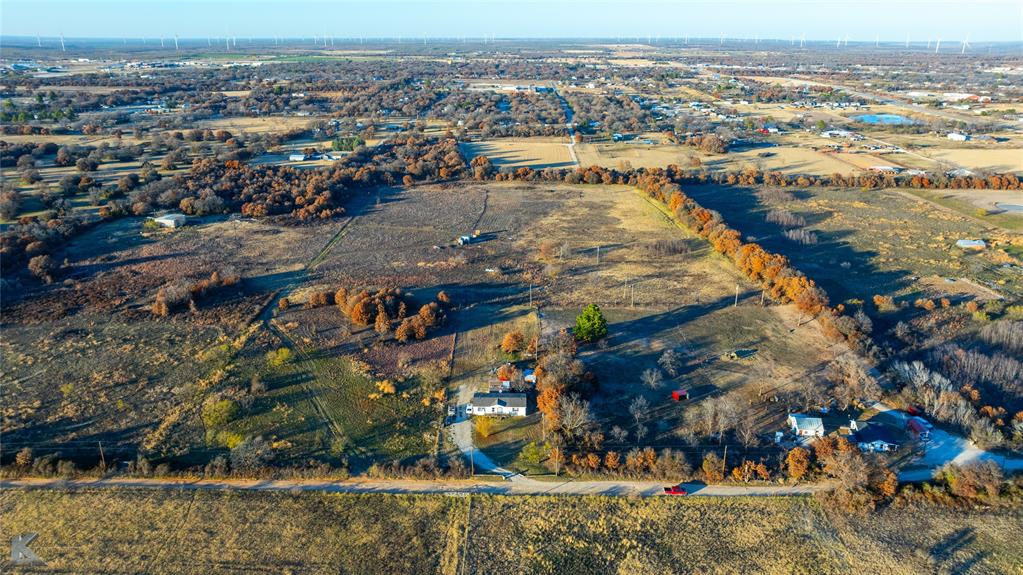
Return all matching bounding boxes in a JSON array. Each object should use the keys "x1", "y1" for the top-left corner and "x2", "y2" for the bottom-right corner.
[
  {"x1": 152, "y1": 213, "x2": 187, "y2": 228},
  {"x1": 955, "y1": 239, "x2": 986, "y2": 250},
  {"x1": 468, "y1": 392, "x2": 528, "y2": 417},
  {"x1": 947, "y1": 168, "x2": 975, "y2": 178},
  {"x1": 787, "y1": 413, "x2": 825, "y2": 437},
  {"x1": 288, "y1": 153, "x2": 308, "y2": 162},
  {"x1": 947, "y1": 132, "x2": 970, "y2": 142}
]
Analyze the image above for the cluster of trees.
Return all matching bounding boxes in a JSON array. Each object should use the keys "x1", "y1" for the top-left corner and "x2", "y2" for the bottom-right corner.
[
  {"x1": 531, "y1": 330, "x2": 602, "y2": 462},
  {"x1": 298, "y1": 286, "x2": 449, "y2": 343},
  {"x1": 568, "y1": 93, "x2": 658, "y2": 135},
  {"x1": 893, "y1": 358, "x2": 1023, "y2": 450},
  {"x1": 783, "y1": 439, "x2": 898, "y2": 510},
  {"x1": 431, "y1": 91, "x2": 567, "y2": 137},
  {"x1": 151, "y1": 269, "x2": 242, "y2": 316},
  {"x1": 681, "y1": 133, "x2": 728, "y2": 154},
  {"x1": 686, "y1": 165, "x2": 1022, "y2": 192},
  {"x1": 0, "y1": 213, "x2": 88, "y2": 292}
]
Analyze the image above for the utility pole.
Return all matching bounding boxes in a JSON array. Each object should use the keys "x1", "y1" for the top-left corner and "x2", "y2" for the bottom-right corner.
[
  {"x1": 596, "y1": 245, "x2": 600, "y2": 265},
  {"x1": 760, "y1": 290, "x2": 765, "y2": 306},
  {"x1": 734, "y1": 283, "x2": 739, "y2": 307},
  {"x1": 470, "y1": 443, "x2": 475, "y2": 476},
  {"x1": 98, "y1": 441, "x2": 106, "y2": 470},
  {"x1": 722, "y1": 445, "x2": 728, "y2": 478}
]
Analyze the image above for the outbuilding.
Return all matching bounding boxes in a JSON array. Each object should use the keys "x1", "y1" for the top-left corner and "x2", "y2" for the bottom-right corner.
[
  {"x1": 152, "y1": 213, "x2": 187, "y2": 228},
  {"x1": 671, "y1": 389, "x2": 689, "y2": 401},
  {"x1": 955, "y1": 239, "x2": 986, "y2": 250},
  {"x1": 787, "y1": 413, "x2": 825, "y2": 437}
]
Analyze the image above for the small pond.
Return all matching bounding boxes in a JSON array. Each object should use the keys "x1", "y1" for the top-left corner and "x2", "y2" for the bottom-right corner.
[{"x1": 852, "y1": 113, "x2": 918, "y2": 125}]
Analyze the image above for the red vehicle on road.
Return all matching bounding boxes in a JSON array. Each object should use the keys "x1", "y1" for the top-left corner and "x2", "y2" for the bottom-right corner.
[{"x1": 663, "y1": 484, "x2": 688, "y2": 496}]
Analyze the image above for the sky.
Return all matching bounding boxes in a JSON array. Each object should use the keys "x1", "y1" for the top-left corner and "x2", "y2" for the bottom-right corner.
[{"x1": 2, "y1": 0, "x2": 1020, "y2": 42}]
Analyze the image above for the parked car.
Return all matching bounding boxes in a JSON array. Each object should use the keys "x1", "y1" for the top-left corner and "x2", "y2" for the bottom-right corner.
[{"x1": 663, "y1": 484, "x2": 688, "y2": 496}]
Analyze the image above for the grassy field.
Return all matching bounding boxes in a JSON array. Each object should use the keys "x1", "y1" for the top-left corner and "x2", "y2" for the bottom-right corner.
[
  {"x1": 460, "y1": 139, "x2": 575, "y2": 169},
  {"x1": 682, "y1": 183, "x2": 1023, "y2": 306},
  {"x1": 2, "y1": 488, "x2": 1021, "y2": 574},
  {"x1": 0, "y1": 216, "x2": 340, "y2": 464}
]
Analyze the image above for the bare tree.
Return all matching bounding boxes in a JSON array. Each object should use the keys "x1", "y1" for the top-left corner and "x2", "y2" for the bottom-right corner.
[
  {"x1": 641, "y1": 368, "x2": 664, "y2": 390},
  {"x1": 610, "y1": 425, "x2": 629, "y2": 443},
  {"x1": 735, "y1": 409, "x2": 759, "y2": 449},
  {"x1": 629, "y1": 396, "x2": 650, "y2": 427},
  {"x1": 658, "y1": 349, "x2": 682, "y2": 377},
  {"x1": 557, "y1": 394, "x2": 594, "y2": 441}
]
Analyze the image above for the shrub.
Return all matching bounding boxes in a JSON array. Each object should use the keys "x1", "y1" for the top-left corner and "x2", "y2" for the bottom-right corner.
[
  {"x1": 786, "y1": 447, "x2": 811, "y2": 481},
  {"x1": 574, "y1": 303, "x2": 608, "y2": 343},
  {"x1": 474, "y1": 416, "x2": 497, "y2": 438},
  {"x1": 501, "y1": 330, "x2": 525, "y2": 354},
  {"x1": 265, "y1": 347, "x2": 292, "y2": 367},
  {"x1": 701, "y1": 452, "x2": 724, "y2": 482},
  {"x1": 202, "y1": 398, "x2": 240, "y2": 428}
]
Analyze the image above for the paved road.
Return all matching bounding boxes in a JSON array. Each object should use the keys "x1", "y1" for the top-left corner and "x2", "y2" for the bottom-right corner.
[{"x1": 0, "y1": 476, "x2": 826, "y2": 498}]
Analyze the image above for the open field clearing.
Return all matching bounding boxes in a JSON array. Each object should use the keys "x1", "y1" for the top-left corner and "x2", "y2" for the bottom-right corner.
[
  {"x1": 922, "y1": 148, "x2": 1023, "y2": 174},
  {"x1": 1, "y1": 215, "x2": 342, "y2": 459},
  {"x1": 460, "y1": 139, "x2": 575, "y2": 169},
  {"x1": 574, "y1": 140, "x2": 870, "y2": 176},
  {"x1": 682, "y1": 184, "x2": 1023, "y2": 306},
  {"x1": 903, "y1": 188, "x2": 1023, "y2": 232},
  {"x1": 2, "y1": 488, "x2": 1021, "y2": 574},
  {"x1": 575, "y1": 142, "x2": 686, "y2": 170},
  {"x1": 195, "y1": 115, "x2": 323, "y2": 135},
  {"x1": 404, "y1": 183, "x2": 837, "y2": 468}
]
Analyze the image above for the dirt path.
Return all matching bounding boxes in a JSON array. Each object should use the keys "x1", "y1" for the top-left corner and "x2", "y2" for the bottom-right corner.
[
  {"x1": 553, "y1": 85, "x2": 579, "y2": 166},
  {"x1": 0, "y1": 476, "x2": 826, "y2": 498}
]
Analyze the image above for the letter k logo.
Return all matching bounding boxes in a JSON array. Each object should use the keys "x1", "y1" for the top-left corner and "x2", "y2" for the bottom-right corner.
[{"x1": 11, "y1": 533, "x2": 44, "y2": 566}]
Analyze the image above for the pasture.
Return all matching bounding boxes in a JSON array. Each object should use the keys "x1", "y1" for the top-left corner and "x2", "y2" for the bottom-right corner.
[
  {"x1": 681, "y1": 184, "x2": 1023, "y2": 307},
  {"x1": 460, "y1": 138, "x2": 575, "y2": 169},
  {"x1": 3, "y1": 488, "x2": 1021, "y2": 575}
]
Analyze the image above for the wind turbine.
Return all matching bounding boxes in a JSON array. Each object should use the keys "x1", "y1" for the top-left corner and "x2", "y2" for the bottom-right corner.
[
  {"x1": 961, "y1": 36, "x2": 970, "y2": 54},
  {"x1": 935, "y1": 37, "x2": 941, "y2": 53},
  {"x1": 875, "y1": 34, "x2": 879, "y2": 48},
  {"x1": 800, "y1": 33, "x2": 805, "y2": 48},
  {"x1": 60, "y1": 33, "x2": 66, "y2": 52},
  {"x1": 719, "y1": 32, "x2": 723, "y2": 45},
  {"x1": 36, "y1": 34, "x2": 41, "y2": 47},
  {"x1": 160, "y1": 37, "x2": 165, "y2": 48},
  {"x1": 174, "y1": 35, "x2": 179, "y2": 51}
]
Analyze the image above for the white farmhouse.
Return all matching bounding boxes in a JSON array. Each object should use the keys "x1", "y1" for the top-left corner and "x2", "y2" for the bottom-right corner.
[{"x1": 468, "y1": 392, "x2": 528, "y2": 417}]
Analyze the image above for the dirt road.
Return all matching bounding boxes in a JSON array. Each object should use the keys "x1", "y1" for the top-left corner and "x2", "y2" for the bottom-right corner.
[{"x1": 0, "y1": 476, "x2": 826, "y2": 498}]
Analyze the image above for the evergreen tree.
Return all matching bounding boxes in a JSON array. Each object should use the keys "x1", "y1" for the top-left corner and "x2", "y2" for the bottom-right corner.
[{"x1": 574, "y1": 303, "x2": 608, "y2": 343}]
